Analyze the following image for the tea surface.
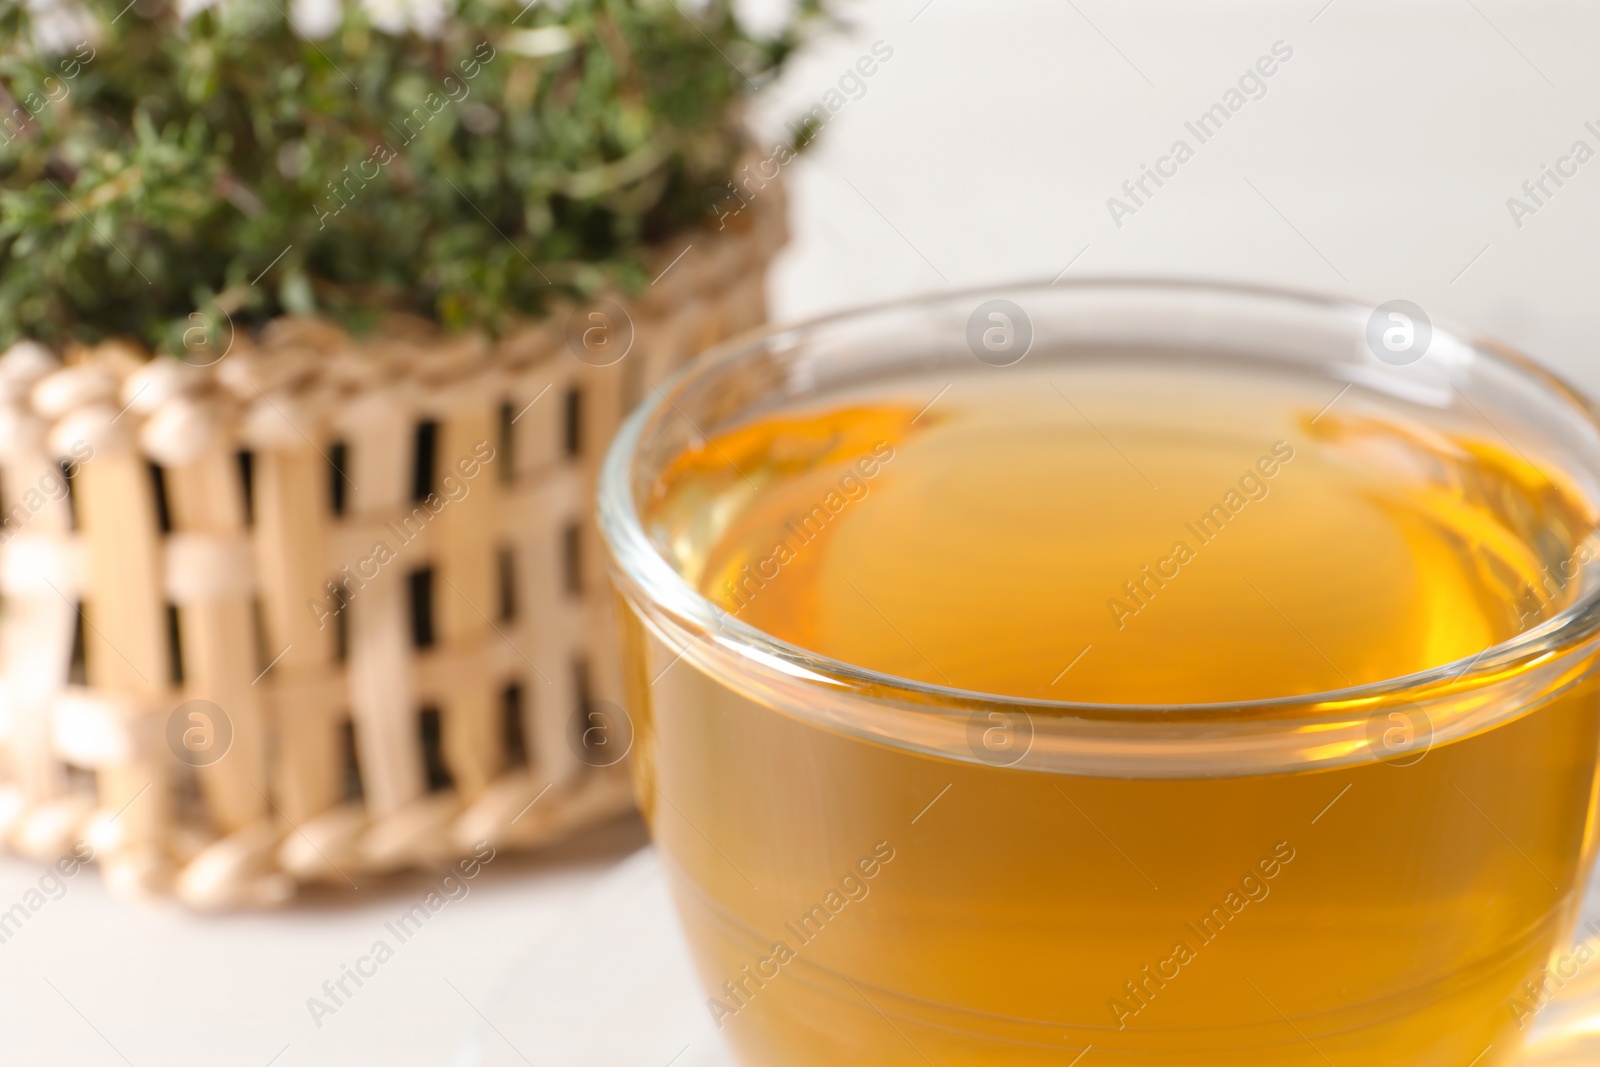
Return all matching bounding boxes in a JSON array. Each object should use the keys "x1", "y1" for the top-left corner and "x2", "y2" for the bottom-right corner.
[{"x1": 650, "y1": 364, "x2": 1589, "y2": 703}]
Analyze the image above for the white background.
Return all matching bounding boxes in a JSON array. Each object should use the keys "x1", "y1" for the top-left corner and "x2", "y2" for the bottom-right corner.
[
  {"x1": 7, "y1": 1, "x2": 1600, "y2": 1063},
  {"x1": 761, "y1": 0, "x2": 1600, "y2": 393}
]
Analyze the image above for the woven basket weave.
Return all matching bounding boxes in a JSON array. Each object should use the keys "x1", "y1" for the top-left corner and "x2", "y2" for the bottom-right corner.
[{"x1": 0, "y1": 185, "x2": 783, "y2": 909}]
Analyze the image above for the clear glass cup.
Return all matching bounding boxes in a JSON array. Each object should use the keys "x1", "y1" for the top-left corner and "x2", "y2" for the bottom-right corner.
[{"x1": 597, "y1": 280, "x2": 1600, "y2": 1065}]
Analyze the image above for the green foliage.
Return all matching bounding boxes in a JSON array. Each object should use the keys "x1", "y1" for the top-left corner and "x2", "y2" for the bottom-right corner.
[{"x1": 0, "y1": 0, "x2": 812, "y2": 352}]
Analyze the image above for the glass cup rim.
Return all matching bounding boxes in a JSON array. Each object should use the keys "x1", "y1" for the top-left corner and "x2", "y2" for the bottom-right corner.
[{"x1": 597, "y1": 276, "x2": 1600, "y2": 722}]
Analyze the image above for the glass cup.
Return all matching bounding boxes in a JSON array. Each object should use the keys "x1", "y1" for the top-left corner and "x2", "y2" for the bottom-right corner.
[{"x1": 597, "y1": 281, "x2": 1600, "y2": 1065}]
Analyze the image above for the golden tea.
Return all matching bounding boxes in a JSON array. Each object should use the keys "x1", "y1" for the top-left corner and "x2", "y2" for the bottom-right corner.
[
  {"x1": 661, "y1": 368, "x2": 1596, "y2": 704},
  {"x1": 610, "y1": 308, "x2": 1600, "y2": 1064}
]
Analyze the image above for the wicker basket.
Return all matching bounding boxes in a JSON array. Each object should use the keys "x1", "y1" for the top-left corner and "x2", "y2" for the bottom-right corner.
[{"x1": 0, "y1": 185, "x2": 784, "y2": 909}]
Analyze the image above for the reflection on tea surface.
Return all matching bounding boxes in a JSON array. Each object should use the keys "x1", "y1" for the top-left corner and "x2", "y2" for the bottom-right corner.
[{"x1": 647, "y1": 363, "x2": 1594, "y2": 703}]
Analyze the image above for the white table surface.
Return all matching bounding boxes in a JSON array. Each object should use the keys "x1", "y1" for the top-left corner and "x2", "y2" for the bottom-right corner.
[{"x1": 11, "y1": 1, "x2": 1600, "y2": 1063}]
